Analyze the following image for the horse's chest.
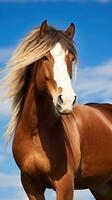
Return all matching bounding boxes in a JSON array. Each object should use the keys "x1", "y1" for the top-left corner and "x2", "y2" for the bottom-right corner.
[
  {"x1": 22, "y1": 135, "x2": 65, "y2": 174},
  {"x1": 26, "y1": 135, "x2": 52, "y2": 174},
  {"x1": 13, "y1": 136, "x2": 51, "y2": 177},
  {"x1": 13, "y1": 131, "x2": 71, "y2": 180},
  {"x1": 33, "y1": 147, "x2": 51, "y2": 174}
]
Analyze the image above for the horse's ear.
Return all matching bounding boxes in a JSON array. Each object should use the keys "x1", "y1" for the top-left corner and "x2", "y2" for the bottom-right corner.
[
  {"x1": 65, "y1": 23, "x2": 75, "y2": 39},
  {"x1": 40, "y1": 20, "x2": 48, "y2": 38}
]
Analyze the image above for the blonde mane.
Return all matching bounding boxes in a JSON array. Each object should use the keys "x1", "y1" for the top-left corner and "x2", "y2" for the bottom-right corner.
[{"x1": 2, "y1": 26, "x2": 77, "y2": 143}]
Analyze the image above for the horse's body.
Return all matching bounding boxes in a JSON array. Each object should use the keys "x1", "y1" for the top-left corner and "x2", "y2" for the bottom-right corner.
[
  {"x1": 4, "y1": 21, "x2": 112, "y2": 199},
  {"x1": 13, "y1": 85, "x2": 112, "y2": 199}
]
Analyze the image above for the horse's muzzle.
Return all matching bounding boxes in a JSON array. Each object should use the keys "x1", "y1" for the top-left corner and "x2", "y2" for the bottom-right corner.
[{"x1": 56, "y1": 95, "x2": 76, "y2": 115}]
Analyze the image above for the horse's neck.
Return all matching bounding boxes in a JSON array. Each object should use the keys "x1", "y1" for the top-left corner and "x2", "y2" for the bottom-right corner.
[
  {"x1": 18, "y1": 82, "x2": 37, "y2": 134},
  {"x1": 19, "y1": 82, "x2": 58, "y2": 136}
]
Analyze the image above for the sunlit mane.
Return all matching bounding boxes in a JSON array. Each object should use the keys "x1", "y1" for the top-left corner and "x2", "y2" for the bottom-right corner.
[{"x1": 2, "y1": 26, "x2": 77, "y2": 143}]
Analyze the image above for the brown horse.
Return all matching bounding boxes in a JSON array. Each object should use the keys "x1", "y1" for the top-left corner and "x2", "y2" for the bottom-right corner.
[{"x1": 4, "y1": 21, "x2": 112, "y2": 200}]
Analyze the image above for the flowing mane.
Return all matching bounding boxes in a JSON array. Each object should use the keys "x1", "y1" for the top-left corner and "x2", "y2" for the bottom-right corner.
[{"x1": 2, "y1": 26, "x2": 77, "y2": 142}]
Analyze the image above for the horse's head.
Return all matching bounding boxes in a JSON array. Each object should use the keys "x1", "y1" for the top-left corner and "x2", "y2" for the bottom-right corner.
[
  {"x1": 35, "y1": 20, "x2": 77, "y2": 115},
  {"x1": 4, "y1": 20, "x2": 78, "y2": 141}
]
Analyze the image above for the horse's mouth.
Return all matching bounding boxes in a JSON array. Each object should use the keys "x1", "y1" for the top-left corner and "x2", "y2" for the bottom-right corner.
[{"x1": 55, "y1": 104, "x2": 72, "y2": 115}]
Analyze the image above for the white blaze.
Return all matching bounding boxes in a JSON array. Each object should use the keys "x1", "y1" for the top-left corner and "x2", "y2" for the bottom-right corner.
[{"x1": 50, "y1": 42, "x2": 76, "y2": 105}]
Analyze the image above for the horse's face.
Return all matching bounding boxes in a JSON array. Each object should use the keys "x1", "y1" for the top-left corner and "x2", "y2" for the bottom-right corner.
[{"x1": 36, "y1": 21, "x2": 77, "y2": 115}]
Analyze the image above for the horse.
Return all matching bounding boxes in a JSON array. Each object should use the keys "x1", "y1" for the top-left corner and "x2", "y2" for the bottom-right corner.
[{"x1": 4, "y1": 20, "x2": 112, "y2": 200}]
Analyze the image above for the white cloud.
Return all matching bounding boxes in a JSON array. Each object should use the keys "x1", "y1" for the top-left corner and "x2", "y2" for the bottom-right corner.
[
  {"x1": 0, "y1": 173, "x2": 22, "y2": 187},
  {"x1": 45, "y1": 189, "x2": 56, "y2": 199},
  {"x1": 0, "y1": 47, "x2": 14, "y2": 66},
  {"x1": 7, "y1": 190, "x2": 28, "y2": 200},
  {"x1": 76, "y1": 190, "x2": 95, "y2": 199},
  {"x1": 0, "y1": 99, "x2": 11, "y2": 117},
  {"x1": 0, "y1": 71, "x2": 12, "y2": 117},
  {"x1": 0, "y1": 190, "x2": 28, "y2": 200},
  {"x1": 0, "y1": 154, "x2": 6, "y2": 162},
  {"x1": 72, "y1": 58, "x2": 112, "y2": 104}
]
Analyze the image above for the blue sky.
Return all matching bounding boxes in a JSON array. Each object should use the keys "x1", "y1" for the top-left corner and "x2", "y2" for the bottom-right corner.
[{"x1": 0, "y1": 0, "x2": 112, "y2": 200}]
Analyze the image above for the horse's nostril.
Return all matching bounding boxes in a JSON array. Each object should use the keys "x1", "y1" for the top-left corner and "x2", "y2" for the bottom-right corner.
[
  {"x1": 72, "y1": 96, "x2": 77, "y2": 106},
  {"x1": 58, "y1": 95, "x2": 63, "y2": 104}
]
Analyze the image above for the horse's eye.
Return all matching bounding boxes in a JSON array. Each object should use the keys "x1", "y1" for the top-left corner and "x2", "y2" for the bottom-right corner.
[{"x1": 42, "y1": 56, "x2": 48, "y2": 61}]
